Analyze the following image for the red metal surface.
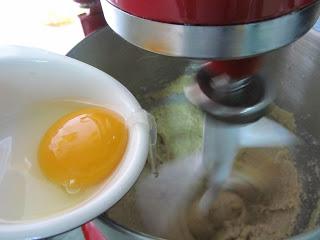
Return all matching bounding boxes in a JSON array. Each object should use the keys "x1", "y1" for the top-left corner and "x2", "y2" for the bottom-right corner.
[
  {"x1": 206, "y1": 57, "x2": 263, "y2": 79},
  {"x1": 78, "y1": 1, "x2": 107, "y2": 36},
  {"x1": 81, "y1": 222, "x2": 107, "y2": 240},
  {"x1": 107, "y1": 0, "x2": 315, "y2": 25}
]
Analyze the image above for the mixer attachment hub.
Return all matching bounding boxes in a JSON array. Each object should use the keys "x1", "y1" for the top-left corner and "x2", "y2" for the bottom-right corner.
[{"x1": 185, "y1": 66, "x2": 276, "y2": 124}]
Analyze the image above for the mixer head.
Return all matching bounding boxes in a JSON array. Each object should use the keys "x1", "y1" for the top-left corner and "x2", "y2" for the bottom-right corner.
[
  {"x1": 101, "y1": 0, "x2": 320, "y2": 123},
  {"x1": 101, "y1": 0, "x2": 319, "y2": 59}
]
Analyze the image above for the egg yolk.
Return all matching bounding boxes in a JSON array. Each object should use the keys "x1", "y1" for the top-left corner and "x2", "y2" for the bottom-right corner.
[{"x1": 38, "y1": 107, "x2": 128, "y2": 192}]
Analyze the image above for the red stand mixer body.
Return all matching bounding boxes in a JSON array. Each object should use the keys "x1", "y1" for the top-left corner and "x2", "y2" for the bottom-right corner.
[
  {"x1": 103, "y1": 0, "x2": 319, "y2": 78},
  {"x1": 79, "y1": 1, "x2": 320, "y2": 239},
  {"x1": 107, "y1": 0, "x2": 314, "y2": 25}
]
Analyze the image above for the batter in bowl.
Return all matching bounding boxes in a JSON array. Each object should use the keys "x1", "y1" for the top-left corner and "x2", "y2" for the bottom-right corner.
[
  {"x1": 187, "y1": 148, "x2": 301, "y2": 240},
  {"x1": 107, "y1": 76, "x2": 302, "y2": 240}
]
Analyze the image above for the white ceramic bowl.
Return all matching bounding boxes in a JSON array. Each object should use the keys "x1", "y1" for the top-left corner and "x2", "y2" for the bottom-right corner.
[{"x1": 0, "y1": 46, "x2": 150, "y2": 239}]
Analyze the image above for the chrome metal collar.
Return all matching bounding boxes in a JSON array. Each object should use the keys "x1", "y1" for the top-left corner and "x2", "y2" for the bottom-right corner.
[
  {"x1": 184, "y1": 71, "x2": 276, "y2": 124},
  {"x1": 102, "y1": 0, "x2": 320, "y2": 59}
]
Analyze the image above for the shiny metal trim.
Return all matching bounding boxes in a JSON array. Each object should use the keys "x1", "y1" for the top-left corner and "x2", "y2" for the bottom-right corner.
[
  {"x1": 102, "y1": 0, "x2": 320, "y2": 59},
  {"x1": 184, "y1": 74, "x2": 276, "y2": 124},
  {"x1": 99, "y1": 216, "x2": 165, "y2": 240}
]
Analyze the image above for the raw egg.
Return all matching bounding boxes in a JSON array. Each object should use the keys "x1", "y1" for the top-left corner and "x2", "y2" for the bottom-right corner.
[{"x1": 38, "y1": 107, "x2": 128, "y2": 192}]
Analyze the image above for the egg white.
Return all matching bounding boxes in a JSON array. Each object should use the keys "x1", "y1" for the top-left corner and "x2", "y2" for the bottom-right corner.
[{"x1": 0, "y1": 101, "x2": 99, "y2": 221}]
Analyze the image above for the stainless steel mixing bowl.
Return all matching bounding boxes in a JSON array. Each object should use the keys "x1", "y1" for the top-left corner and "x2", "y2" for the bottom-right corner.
[{"x1": 66, "y1": 26, "x2": 320, "y2": 240}]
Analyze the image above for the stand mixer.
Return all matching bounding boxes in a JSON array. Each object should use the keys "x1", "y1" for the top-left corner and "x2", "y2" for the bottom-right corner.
[
  {"x1": 96, "y1": 1, "x2": 320, "y2": 239},
  {"x1": 102, "y1": 0, "x2": 319, "y2": 123},
  {"x1": 100, "y1": 0, "x2": 318, "y2": 225},
  {"x1": 58, "y1": 1, "x2": 320, "y2": 239}
]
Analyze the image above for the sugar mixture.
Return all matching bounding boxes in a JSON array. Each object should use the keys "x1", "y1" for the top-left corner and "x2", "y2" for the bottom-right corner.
[
  {"x1": 107, "y1": 76, "x2": 302, "y2": 240},
  {"x1": 187, "y1": 148, "x2": 301, "y2": 240}
]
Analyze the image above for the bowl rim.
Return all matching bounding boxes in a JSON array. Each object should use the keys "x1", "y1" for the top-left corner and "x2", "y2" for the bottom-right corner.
[
  {"x1": 99, "y1": 215, "x2": 320, "y2": 240},
  {"x1": 0, "y1": 46, "x2": 150, "y2": 240}
]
